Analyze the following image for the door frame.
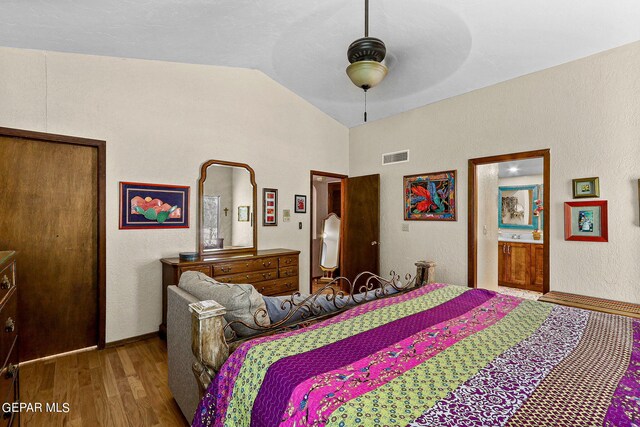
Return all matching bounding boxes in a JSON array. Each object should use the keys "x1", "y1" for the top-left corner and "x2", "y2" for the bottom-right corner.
[
  {"x1": 468, "y1": 149, "x2": 550, "y2": 294},
  {"x1": 309, "y1": 170, "x2": 348, "y2": 290},
  {"x1": 0, "y1": 126, "x2": 106, "y2": 349}
]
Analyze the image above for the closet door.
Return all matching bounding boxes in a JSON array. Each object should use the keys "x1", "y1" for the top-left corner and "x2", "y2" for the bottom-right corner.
[{"x1": 0, "y1": 130, "x2": 104, "y2": 361}]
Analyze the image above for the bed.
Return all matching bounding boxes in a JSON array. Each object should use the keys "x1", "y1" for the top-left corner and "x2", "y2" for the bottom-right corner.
[{"x1": 177, "y1": 264, "x2": 639, "y2": 427}]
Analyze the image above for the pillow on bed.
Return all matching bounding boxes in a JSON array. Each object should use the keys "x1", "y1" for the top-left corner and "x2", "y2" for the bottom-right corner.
[
  {"x1": 178, "y1": 271, "x2": 270, "y2": 337},
  {"x1": 263, "y1": 285, "x2": 401, "y2": 324}
]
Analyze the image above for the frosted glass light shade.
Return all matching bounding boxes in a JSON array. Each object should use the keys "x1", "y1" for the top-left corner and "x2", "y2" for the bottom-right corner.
[{"x1": 346, "y1": 61, "x2": 388, "y2": 90}]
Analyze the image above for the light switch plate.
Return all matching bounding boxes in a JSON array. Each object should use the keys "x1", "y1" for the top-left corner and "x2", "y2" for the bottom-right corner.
[{"x1": 402, "y1": 223, "x2": 409, "y2": 232}]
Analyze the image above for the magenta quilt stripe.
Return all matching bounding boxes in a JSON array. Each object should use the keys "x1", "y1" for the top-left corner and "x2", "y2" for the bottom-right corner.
[
  {"x1": 604, "y1": 319, "x2": 640, "y2": 426},
  {"x1": 408, "y1": 305, "x2": 589, "y2": 427},
  {"x1": 280, "y1": 292, "x2": 522, "y2": 427},
  {"x1": 193, "y1": 283, "x2": 447, "y2": 426},
  {"x1": 250, "y1": 290, "x2": 495, "y2": 427}
]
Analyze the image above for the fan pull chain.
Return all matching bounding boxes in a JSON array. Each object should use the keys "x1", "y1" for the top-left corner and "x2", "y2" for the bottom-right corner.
[{"x1": 364, "y1": 90, "x2": 368, "y2": 123}]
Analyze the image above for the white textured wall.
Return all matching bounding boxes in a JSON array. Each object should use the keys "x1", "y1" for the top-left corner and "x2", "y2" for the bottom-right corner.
[
  {"x1": 0, "y1": 47, "x2": 349, "y2": 342},
  {"x1": 350, "y1": 41, "x2": 640, "y2": 303},
  {"x1": 477, "y1": 164, "x2": 499, "y2": 291},
  {"x1": 311, "y1": 179, "x2": 329, "y2": 278},
  {"x1": 498, "y1": 175, "x2": 543, "y2": 187}
]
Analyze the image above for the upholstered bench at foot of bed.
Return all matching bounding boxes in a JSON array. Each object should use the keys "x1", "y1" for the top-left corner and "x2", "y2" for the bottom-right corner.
[{"x1": 167, "y1": 285, "x2": 200, "y2": 423}]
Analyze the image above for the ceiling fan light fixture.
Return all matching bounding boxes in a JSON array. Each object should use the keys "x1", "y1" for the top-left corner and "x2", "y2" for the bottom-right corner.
[
  {"x1": 346, "y1": 60, "x2": 388, "y2": 90},
  {"x1": 346, "y1": 0, "x2": 388, "y2": 122}
]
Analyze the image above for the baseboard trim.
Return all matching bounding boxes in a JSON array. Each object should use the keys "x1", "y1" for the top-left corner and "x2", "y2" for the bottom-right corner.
[
  {"x1": 105, "y1": 331, "x2": 160, "y2": 349},
  {"x1": 20, "y1": 345, "x2": 97, "y2": 366}
]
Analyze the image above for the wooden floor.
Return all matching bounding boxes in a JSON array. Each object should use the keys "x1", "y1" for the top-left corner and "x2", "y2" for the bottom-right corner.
[
  {"x1": 311, "y1": 277, "x2": 343, "y2": 294},
  {"x1": 20, "y1": 337, "x2": 189, "y2": 426}
]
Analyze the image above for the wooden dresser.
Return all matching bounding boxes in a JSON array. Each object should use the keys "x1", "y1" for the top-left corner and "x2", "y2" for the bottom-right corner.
[
  {"x1": 0, "y1": 252, "x2": 18, "y2": 426},
  {"x1": 159, "y1": 248, "x2": 300, "y2": 337}
]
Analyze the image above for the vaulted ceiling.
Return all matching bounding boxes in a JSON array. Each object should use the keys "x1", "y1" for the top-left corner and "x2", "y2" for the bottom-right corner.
[{"x1": 1, "y1": 0, "x2": 639, "y2": 127}]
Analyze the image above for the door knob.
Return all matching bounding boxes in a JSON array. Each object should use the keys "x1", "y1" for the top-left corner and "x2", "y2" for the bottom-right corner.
[
  {"x1": 0, "y1": 275, "x2": 10, "y2": 290},
  {"x1": 371, "y1": 241, "x2": 378, "y2": 246},
  {"x1": 5, "y1": 317, "x2": 15, "y2": 333}
]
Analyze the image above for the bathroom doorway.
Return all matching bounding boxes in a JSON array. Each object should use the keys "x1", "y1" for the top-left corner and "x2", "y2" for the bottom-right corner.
[{"x1": 468, "y1": 150, "x2": 550, "y2": 296}]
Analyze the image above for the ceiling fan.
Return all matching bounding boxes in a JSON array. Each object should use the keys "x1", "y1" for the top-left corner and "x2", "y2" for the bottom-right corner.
[{"x1": 346, "y1": 0, "x2": 388, "y2": 122}]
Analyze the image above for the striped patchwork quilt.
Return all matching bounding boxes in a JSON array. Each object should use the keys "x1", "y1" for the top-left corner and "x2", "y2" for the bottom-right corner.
[{"x1": 192, "y1": 284, "x2": 640, "y2": 427}]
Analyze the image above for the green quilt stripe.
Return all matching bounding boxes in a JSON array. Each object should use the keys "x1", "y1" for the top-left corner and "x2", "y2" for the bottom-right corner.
[
  {"x1": 325, "y1": 300, "x2": 552, "y2": 427},
  {"x1": 224, "y1": 285, "x2": 468, "y2": 426}
]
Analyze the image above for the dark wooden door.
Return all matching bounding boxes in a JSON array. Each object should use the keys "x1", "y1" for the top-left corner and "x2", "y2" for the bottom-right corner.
[
  {"x1": 343, "y1": 174, "x2": 380, "y2": 286},
  {"x1": 0, "y1": 135, "x2": 100, "y2": 360}
]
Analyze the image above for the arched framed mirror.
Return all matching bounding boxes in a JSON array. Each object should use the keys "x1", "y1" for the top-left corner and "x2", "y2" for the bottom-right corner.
[
  {"x1": 198, "y1": 160, "x2": 257, "y2": 256},
  {"x1": 319, "y1": 213, "x2": 341, "y2": 283}
]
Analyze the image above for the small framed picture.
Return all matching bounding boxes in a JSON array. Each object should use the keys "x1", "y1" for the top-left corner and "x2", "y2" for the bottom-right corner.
[
  {"x1": 572, "y1": 177, "x2": 600, "y2": 198},
  {"x1": 263, "y1": 188, "x2": 278, "y2": 226},
  {"x1": 564, "y1": 200, "x2": 608, "y2": 242},
  {"x1": 294, "y1": 195, "x2": 307, "y2": 213},
  {"x1": 119, "y1": 182, "x2": 189, "y2": 229},
  {"x1": 237, "y1": 206, "x2": 250, "y2": 222}
]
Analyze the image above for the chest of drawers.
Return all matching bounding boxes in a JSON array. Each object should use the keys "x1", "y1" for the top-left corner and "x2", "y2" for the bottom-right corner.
[
  {"x1": 0, "y1": 251, "x2": 18, "y2": 427},
  {"x1": 159, "y1": 248, "x2": 300, "y2": 337}
]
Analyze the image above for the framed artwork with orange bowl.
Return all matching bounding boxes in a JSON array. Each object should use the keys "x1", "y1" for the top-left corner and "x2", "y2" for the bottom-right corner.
[{"x1": 119, "y1": 181, "x2": 190, "y2": 229}]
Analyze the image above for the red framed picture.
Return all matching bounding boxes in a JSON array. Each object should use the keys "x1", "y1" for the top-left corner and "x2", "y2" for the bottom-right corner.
[
  {"x1": 263, "y1": 188, "x2": 278, "y2": 226},
  {"x1": 564, "y1": 200, "x2": 608, "y2": 242},
  {"x1": 119, "y1": 182, "x2": 190, "y2": 229},
  {"x1": 295, "y1": 195, "x2": 307, "y2": 213}
]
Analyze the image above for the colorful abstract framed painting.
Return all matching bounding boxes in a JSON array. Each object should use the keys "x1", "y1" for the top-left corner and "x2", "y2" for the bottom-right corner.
[
  {"x1": 404, "y1": 170, "x2": 457, "y2": 221},
  {"x1": 119, "y1": 182, "x2": 189, "y2": 229},
  {"x1": 263, "y1": 188, "x2": 278, "y2": 226},
  {"x1": 572, "y1": 177, "x2": 600, "y2": 198},
  {"x1": 564, "y1": 200, "x2": 608, "y2": 242},
  {"x1": 294, "y1": 195, "x2": 307, "y2": 213}
]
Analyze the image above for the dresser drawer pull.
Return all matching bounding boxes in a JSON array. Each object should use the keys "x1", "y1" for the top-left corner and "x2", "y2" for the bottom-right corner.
[
  {"x1": 258, "y1": 286, "x2": 266, "y2": 293},
  {"x1": 262, "y1": 261, "x2": 272, "y2": 268},
  {"x1": 284, "y1": 259, "x2": 293, "y2": 265},
  {"x1": 5, "y1": 318, "x2": 15, "y2": 333},
  {"x1": 5, "y1": 364, "x2": 16, "y2": 379},
  {"x1": 262, "y1": 273, "x2": 273, "y2": 280},
  {"x1": 0, "y1": 275, "x2": 11, "y2": 290},
  {"x1": 220, "y1": 267, "x2": 232, "y2": 273}
]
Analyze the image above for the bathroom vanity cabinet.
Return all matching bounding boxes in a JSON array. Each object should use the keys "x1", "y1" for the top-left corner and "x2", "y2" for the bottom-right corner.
[{"x1": 498, "y1": 241, "x2": 543, "y2": 292}]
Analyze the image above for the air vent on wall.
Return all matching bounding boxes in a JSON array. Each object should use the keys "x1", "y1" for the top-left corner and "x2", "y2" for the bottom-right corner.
[{"x1": 382, "y1": 150, "x2": 410, "y2": 165}]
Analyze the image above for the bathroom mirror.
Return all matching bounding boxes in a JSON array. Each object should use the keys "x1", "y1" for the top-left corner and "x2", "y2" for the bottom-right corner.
[
  {"x1": 319, "y1": 213, "x2": 341, "y2": 281},
  {"x1": 498, "y1": 185, "x2": 539, "y2": 230},
  {"x1": 198, "y1": 160, "x2": 257, "y2": 256}
]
